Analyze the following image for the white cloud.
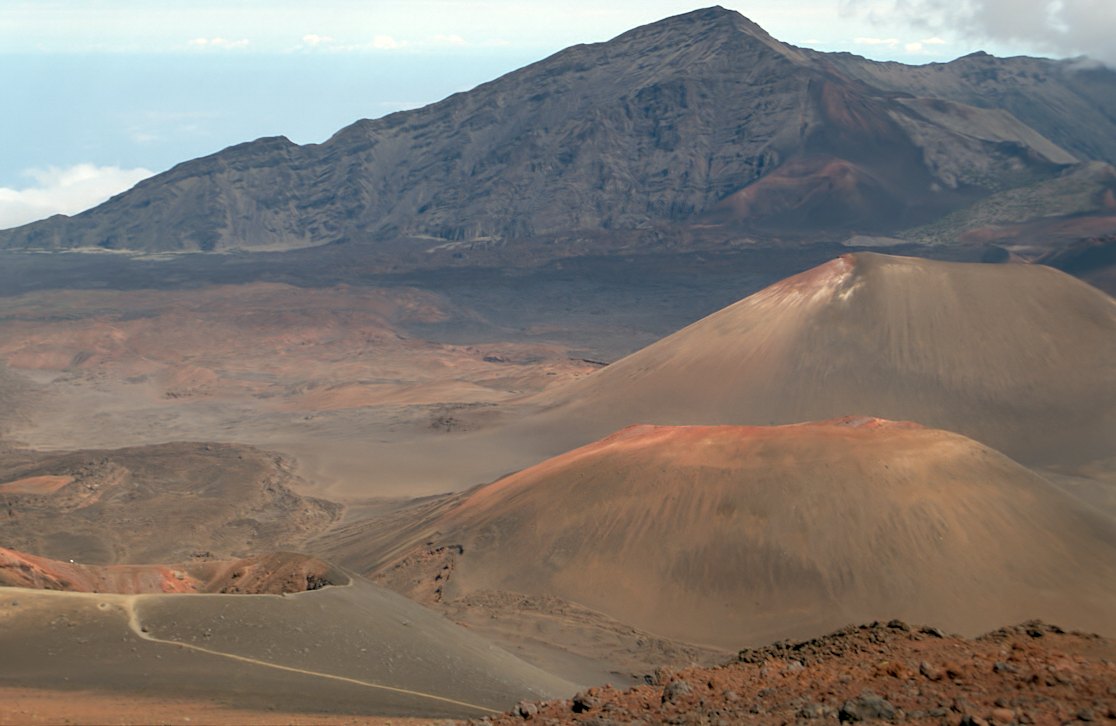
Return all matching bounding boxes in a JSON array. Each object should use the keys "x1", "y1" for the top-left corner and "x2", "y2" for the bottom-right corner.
[
  {"x1": 370, "y1": 34, "x2": 407, "y2": 50},
  {"x1": 301, "y1": 33, "x2": 334, "y2": 47},
  {"x1": 188, "y1": 36, "x2": 251, "y2": 49},
  {"x1": 844, "y1": 0, "x2": 1116, "y2": 64},
  {"x1": 0, "y1": 165, "x2": 154, "y2": 230},
  {"x1": 297, "y1": 31, "x2": 501, "y2": 54},
  {"x1": 904, "y1": 37, "x2": 949, "y2": 54},
  {"x1": 855, "y1": 36, "x2": 901, "y2": 46}
]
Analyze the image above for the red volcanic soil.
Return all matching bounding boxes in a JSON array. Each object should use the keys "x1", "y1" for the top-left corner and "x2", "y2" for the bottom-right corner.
[
  {"x1": 534, "y1": 252, "x2": 1116, "y2": 467},
  {"x1": 482, "y1": 621, "x2": 1116, "y2": 725},
  {"x1": 378, "y1": 420, "x2": 1116, "y2": 650},
  {"x1": 708, "y1": 79, "x2": 994, "y2": 232},
  {"x1": 714, "y1": 155, "x2": 903, "y2": 230},
  {"x1": 0, "y1": 281, "x2": 589, "y2": 410},
  {"x1": 0, "y1": 547, "x2": 201, "y2": 593},
  {"x1": 0, "y1": 547, "x2": 344, "y2": 595},
  {"x1": 0, "y1": 475, "x2": 72, "y2": 494},
  {"x1": 195, "y1": 551, "x2": 346, "y2": 594}
]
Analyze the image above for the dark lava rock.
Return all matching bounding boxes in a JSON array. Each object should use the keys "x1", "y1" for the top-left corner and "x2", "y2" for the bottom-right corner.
[
  {"x1": 661, "y1": 679, "x2": 693, "y2": 704},
  {"x1": 514, "y1": 700, "x2": 538, "y2": 719},
  {"x1": 840, "y1": 691, "x2": 897, "y2": 722},
  {"x1": 798, "y1": 702, "x2": 827, "y2": 719},
  {"x1": 571, "y1": 692, "x2": 599, "y2": 713},
  {"x1": 920, "y1": 661, "x2": 944, "y2": 681}
]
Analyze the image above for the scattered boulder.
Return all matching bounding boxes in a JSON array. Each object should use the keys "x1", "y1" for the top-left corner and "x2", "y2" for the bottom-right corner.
[
  {"x1": 661, "y1": 680, "x2": 692, "y2": 704},
  {"x1": 571, "y1": 691, "x2": 599, "y2": 713},
  {"x1": 839, "y1": 691, "x2": 896, "y2": 722},
  {"x1": 920, "y1": 661, "x2": 944, "y2": 681},
  {"x1": 514, "y1": 700, "x2": 538, "y2": 719}
]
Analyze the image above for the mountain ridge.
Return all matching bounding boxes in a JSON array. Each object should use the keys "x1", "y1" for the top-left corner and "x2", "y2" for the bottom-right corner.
[{"x1": 2, "y1": 6, "x2": 1114, "y2": 256}]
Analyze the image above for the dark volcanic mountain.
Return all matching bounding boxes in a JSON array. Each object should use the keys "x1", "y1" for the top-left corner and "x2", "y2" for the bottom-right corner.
[{"x1": 2, "y1": 7, "x2": 1115, "y2": 255}]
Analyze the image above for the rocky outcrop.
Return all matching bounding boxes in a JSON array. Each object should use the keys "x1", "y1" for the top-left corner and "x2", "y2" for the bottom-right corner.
[{"x1": 482, "y1": 621, "x2": 1116, "y2": 724}]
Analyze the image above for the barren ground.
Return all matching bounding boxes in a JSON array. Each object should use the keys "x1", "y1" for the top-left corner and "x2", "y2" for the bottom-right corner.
[
  {"x1": 0, "y1": 687, "x2": 439, "y2": 726},
  {"x1": 0, "y1": 251, "x2": 1113, "y2": 723},
  {"x1": 367, "y1": 420, "x2": 1116, "y2": 657},
  {"x1": 480, "y1": 621, "x2": 1116, "y2": 725}
]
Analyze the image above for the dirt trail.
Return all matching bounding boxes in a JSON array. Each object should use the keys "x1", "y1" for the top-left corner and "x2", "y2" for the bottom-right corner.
[{"x1": 112, "y1": 590, "x2": 499, "y2": 716}]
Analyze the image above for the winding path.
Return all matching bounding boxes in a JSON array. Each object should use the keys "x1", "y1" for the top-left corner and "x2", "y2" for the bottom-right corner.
[{"x1": 119, "y1": 597, "x2": 498, "y2": 716}]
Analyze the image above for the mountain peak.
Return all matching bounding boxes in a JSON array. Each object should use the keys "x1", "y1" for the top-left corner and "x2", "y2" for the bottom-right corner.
[
  {"x1": 585, "y1": 5, "x2": 803, "y2": 68},
  {"x1": 625, "y1": 5, "x2": 807, "y2": 63},
  {"x1": 675, "y1": 5, "x2": 770, "y2": 33},
  {"x1": 652, "y1": 5, "x2": 750, "y2": 26},
  {"x1": 645, "y1": 6, "x2": 775, "y2": 36},
  {"x1": 666, "y1": 5, "x2": 741, "y2": 22}
]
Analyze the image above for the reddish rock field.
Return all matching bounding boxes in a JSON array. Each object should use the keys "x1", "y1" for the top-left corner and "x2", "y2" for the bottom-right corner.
[{"x1": 479, "y1": 621, "x2": 1116, "y2": 725}]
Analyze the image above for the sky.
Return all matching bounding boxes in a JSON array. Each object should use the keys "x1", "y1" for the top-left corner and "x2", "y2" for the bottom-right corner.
[{"x1": 2, "y1": 0, "x2": 1114, "y2": 230}]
